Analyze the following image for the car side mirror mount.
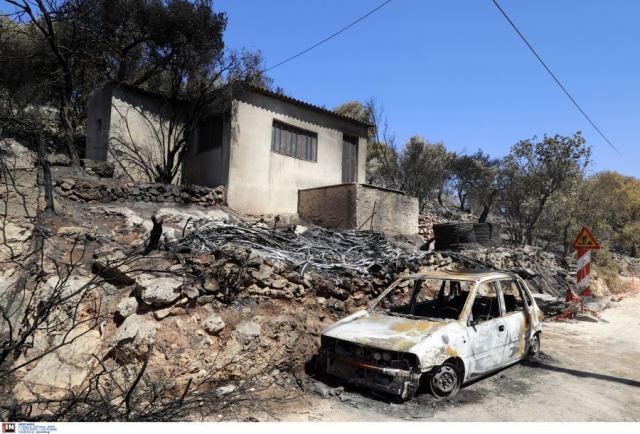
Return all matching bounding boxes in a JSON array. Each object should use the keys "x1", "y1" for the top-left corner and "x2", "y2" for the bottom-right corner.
[{"x1": 467, "y1": 314, "x2": 477, "y2": 327}]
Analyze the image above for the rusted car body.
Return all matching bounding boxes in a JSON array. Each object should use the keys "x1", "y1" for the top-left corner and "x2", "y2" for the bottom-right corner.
[{"x1": 318, "y1": 270, "x2": 543, "y2": 400}]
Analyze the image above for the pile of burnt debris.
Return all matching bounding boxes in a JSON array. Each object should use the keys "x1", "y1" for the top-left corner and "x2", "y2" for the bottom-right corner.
[{"x1": 171, "y1": 220, "x2": 576, "y2": 313}]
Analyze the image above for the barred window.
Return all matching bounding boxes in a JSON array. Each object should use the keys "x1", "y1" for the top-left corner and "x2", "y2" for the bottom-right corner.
[{"x1": 271, "y1": 120, "x2": 317, "y2": 162}]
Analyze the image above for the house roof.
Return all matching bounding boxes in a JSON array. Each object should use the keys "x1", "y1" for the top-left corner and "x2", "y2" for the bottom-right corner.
[
  {"x1": 108, "y1": 82, "x2": 374, "y2": 129},
  {"x1": 240, "y1": 85, "x2": 374, "y2": 128}
]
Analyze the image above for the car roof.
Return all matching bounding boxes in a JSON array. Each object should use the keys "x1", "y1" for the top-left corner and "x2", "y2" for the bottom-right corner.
[{"x1": 400, "y1": 269, "x2": 516, "y2": 282}]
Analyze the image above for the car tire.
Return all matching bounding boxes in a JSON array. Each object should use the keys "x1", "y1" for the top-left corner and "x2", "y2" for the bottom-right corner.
[
  {"x1": 527, "y1": 332, "x2": 541, "y2": 358},
  {"x1": 429, "y1": 362, "x2": 461, "y2": 398}
]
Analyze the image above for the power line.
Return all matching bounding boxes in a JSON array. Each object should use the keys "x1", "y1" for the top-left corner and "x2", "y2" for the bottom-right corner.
[
  {"x1": 491, "y1": 0, "x2": 621, "y2": 155},
  {"x1": 263, "y1": 0, "x2": 392, "y2": 73}
]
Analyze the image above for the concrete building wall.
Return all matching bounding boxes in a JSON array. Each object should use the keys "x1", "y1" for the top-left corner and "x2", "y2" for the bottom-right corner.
[
  {"x1": 354, "y1": 184, "x2": 419, "y2": 235},
  {"x1": 226, "y1": 91, "x2": 367, "y2": 215},
  {"x1": 107, "y1": 87, "x2": 185, "y2": 183},
  {"x1": 182, "y1": 116, "x2": 231, "y2": 188},
  {"x1": 298, "y1": 184, "x2": 419, "y2": 235},
  {"x1": 86, "y1": 87, "x2": 112, "y2": 161},
  {"x1": 297, "y1": 184, "x2": 356, "y2": 229}
]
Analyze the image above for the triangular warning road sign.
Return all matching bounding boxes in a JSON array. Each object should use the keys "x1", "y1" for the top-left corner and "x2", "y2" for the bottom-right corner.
[{"x1": 571, "y1": 226, "x2": 600, "y2": 250}]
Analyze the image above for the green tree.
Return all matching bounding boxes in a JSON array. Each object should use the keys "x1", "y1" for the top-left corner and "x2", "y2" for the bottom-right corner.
[
  {"x1": 450, "y1": 151, "x2": 500, "y2": 221},
  {"x1": 398, "y1": 136, "x2": 450, "y2": 211},
  {"x1": 498, "y1": 132, "x2": 591, "y2": 245}
]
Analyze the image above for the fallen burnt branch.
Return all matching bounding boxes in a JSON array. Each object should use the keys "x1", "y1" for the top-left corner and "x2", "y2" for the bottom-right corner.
[{"x1": 179, "y1": 222, "x2": 426, "y2": 276}]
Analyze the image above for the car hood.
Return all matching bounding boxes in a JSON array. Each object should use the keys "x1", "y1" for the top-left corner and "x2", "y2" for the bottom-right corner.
[{"x1": 322, "y1": 311, "x2": 447, "y2": 353}]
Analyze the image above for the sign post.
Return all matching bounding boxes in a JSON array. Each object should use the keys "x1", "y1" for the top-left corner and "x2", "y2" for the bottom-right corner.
[{"x1": 569, "y1": 225, "x2": 600, "y2": 301}]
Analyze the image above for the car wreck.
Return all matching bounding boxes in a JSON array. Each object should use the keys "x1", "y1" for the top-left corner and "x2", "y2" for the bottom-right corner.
[{"x1": 318, "y1": 270, "x2": 544, "y2": 400}]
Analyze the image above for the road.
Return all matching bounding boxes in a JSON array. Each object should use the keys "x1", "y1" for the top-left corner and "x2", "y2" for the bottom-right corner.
[{"x1": 280, "y1": 294, "x2": 640, "y2": 421}]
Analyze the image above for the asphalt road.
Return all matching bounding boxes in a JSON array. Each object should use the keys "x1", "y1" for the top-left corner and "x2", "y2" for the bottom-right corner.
[{"x1": 281, "y1": 294, "x2": 640, "y2": 421}]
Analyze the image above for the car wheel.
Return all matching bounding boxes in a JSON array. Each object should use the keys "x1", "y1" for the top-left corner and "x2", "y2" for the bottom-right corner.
[
  {"x1": 527, "y1": 332, "x2": 541, "y2": 357},
  {"x1": 429, "y1": 362, "x2": 461, "y2": 398}
]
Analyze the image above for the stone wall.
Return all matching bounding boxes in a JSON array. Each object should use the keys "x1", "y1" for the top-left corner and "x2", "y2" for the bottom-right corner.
[
  {"x1": 298, "y1": 184, "x2": 419, "y2": 235},
  {"x1": 54, "y1": 177, "x2": 225, "y2": 207}
]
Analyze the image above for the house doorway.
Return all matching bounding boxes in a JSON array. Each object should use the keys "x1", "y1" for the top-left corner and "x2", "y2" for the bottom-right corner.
[{"x1": 342, "y1": 134, "x2": 358, "y2": 183}]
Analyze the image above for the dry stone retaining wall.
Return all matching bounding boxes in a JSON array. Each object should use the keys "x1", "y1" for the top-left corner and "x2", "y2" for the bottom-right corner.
[{"x1": 54, "y1": 177, "x2": 225, "y2": 207}]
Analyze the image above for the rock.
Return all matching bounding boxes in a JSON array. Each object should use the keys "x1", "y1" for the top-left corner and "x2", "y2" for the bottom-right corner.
[
  {"x1": 181, "y1": 285, "x2": 200, "y2": 299},
  {"x1": 314, "y1": 277, "x2": 335, "y2": 298},
  {"x1": 56, "y1": 226, "x2": 88, "y2": 237},
  {"x1": 203, "y1": 277, "x2": 220, "y2": 293},
  {"x1": 575, "y1": 312, "x2": 600, "y2": 323},
  {"x1": 114, "y1": 315, "x2": 157, "y2": 360},
  {"x1": 116, "y1": 297, "x2": 138, "y2": 319},
  {"x1": 60, "y1": 179, "x2": 75, "y2": 191},
  {"x1": 219, "y1": 243, "x2": 250, "y2": 262},
  {"x1": 154, "y1": 307, "x2": 172, "y2": 320},
  {"x1": 170, "y1": 307, "x2": 187, "y2": 316},
  {"x1": 234, "y1": 320, "x2": 261, "y2": 344},
  {"x1": 331, "y1": 287, "x2": 350, "y2": 301},
  {"x1": 271, "y1": 278, "x2": 288, "y2": 289},
  {"x1": 203, "y1": 313, "x2": 225, "y2": 335},
  {"x1": 47, "y1": 153, "x2": 71, "y2": 166},
  {"x1": 81, "y1": 159, "x2": 115, "y2": 178},
  {"x1": 214, "y1": 384, "x2": 237, "y2": 397},
  {"x1": 294, "y1": 225, "x2": 308, "y2": 234},
  {"x1": 13, "y1": 325, "x2": 101, "y2": 402},
  {"x1": 311, "y1": 381, "x2": 333, "y2": 398},
  {"x1": 197, "y1": 295, "x2": 216, "y2": 304},
  {"x1": 135, "y1": 274, "x2": 183, "y2": 306},
  {"x1": 251, "y1": 265, "x2": 273, "y2": 286}
]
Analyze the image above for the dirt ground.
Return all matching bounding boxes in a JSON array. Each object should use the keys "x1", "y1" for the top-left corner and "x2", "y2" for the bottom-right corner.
[{"x1": 276, "y1": 294, "x2": 640, "y2": 422}]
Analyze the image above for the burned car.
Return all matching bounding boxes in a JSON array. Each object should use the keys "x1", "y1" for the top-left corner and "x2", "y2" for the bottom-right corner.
[{"x1": 318, "y1": 270, "x2": 543, "y2": 400}]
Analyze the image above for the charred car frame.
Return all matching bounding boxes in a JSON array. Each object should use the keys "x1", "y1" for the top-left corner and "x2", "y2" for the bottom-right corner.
[{"x1": 317, "y1": 270, "x2": 544, "y2": 400}]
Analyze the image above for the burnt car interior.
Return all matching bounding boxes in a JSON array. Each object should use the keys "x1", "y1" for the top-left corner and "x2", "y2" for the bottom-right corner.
[{"x1": 379, "y1": 279, "x2": 471, "y2": 320}]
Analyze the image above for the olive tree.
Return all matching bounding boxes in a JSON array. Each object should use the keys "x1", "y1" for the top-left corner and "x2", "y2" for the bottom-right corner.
[{"x1": 497, "y1": 132, "x2": 591, "y2": 245}]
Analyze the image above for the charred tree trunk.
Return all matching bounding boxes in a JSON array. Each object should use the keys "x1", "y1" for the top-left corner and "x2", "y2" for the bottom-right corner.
[
  {"x1": 144, "y1": 215, "x2": 163, "y2": 254},
  {"x1": 478, "y1": 206, "x2": 490, "y2": 223},
  {"x1": 36, "y1": 133, "x2": 55, "y2": 213}
]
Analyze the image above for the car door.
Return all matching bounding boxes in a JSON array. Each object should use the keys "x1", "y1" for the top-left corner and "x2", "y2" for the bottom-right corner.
[
  {"x1": 497, "y1": 279, "x2": 529, "y2": 362},
  {"x1": 466, "y1": 281, "x2": 509, "y2": 376}
]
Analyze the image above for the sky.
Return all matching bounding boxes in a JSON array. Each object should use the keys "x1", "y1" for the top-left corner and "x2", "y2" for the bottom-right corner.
[{"x1": 216, "y1": 0, "x2": 639, "y2": 176}]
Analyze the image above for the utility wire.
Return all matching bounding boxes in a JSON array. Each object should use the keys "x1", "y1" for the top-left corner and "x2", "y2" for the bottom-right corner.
[
  {"x1": 491, "y1": 0, "x2": 621, "y2": 155},
  {"x1": 263, "y1": 0, "x2": 392, "y2": 73}
]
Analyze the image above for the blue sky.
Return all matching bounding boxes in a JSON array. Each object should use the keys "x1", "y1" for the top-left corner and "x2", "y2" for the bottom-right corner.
[{"x1": 217, "y1": 0, "x2": 639, "y2": 176}]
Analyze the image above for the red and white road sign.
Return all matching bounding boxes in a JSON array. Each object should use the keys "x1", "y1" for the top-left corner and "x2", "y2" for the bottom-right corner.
[{"x1": 571, "y1": 226, "x2": 600, "y2": 298}]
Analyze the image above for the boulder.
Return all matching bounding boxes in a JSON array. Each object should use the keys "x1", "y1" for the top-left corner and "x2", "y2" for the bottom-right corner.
[
  {"x1": 114, "y1": 314, "x2": 157, "y2": 360},
  {"x1": 13, "y1": 325, "x2": 101, "y2": 402},
  {"x1": 202, "y1": 313, "x2": 226, "y2": 335},
  {"x1": 135, "y1": 274, "x2": 183, "y2": 306}
]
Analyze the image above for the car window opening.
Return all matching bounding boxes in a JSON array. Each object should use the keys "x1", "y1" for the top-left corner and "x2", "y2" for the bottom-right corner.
[{"x1": 374, "y1": 279, "x2": 472, "y2": 320}]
